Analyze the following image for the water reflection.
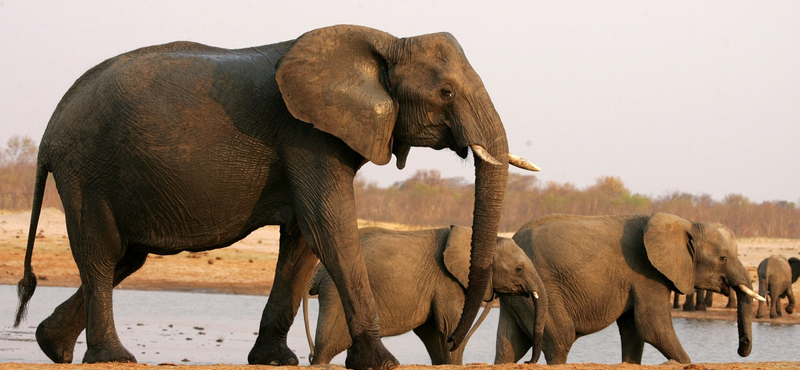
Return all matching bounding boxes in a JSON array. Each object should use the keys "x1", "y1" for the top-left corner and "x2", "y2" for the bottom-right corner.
[{"x1": 1, "y1": 286, "x2": 798, "y2": 365}]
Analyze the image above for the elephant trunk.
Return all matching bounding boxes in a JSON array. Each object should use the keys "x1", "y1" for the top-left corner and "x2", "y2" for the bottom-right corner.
[
  {"x1": 528, "y1": 272, "x2": 547, "y2": 364},
  {"x1": 734, "y1": 287, "x2": 753, "y2": 357},
  {"x1": 447, "y1": 137, "x2": 509, "y2": 351},
  {"x1": 727, "y1": 258, "x2": 753, "y2": 357}
]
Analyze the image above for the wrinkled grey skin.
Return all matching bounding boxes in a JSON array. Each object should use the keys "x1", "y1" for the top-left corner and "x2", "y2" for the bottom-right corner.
[
  {"x1": 13, "y1": 25, "x2": 522, "y2": 370},
  {"x1": 495, "y1": 213, "x2": 754, "y2": 365},
  {"x1": 675, "y1": 224, "x2": 739, "y2": 311},
  {"x1": 755, "y1": 255, "x2": 800, "y2": 319},
  {"x1": 305, "y1": 226, "x2": 546, "y2": 365}
]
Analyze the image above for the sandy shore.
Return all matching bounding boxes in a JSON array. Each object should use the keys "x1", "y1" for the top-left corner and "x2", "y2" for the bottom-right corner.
[{"x1": 2, "y1": 209, "x2": 800, "y2": 370}]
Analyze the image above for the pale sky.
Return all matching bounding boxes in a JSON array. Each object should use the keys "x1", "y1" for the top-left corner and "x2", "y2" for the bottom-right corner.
[{"x1": 1, "y1": 1, "x2": 798, "y2": 203}]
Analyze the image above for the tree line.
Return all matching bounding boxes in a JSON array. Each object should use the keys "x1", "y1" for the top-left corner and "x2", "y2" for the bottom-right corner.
[
  {"x1": 355, "y1": 170, "x2": 800, "y2": 238},
  {"x1": 2, "y1": 136, "x2": 798, "y2": 238}
]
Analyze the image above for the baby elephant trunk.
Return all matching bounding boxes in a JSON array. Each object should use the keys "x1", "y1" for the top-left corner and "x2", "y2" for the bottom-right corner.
[{"x1": 528, "y1": 274, "x2": 547, "y2": 364}]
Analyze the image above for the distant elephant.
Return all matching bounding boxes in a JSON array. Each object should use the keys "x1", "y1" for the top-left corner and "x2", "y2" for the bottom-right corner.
[
  {"x1": 675, "y1": 224, "x2": 739, "y2": 311},
  {"x1": 13, "y1": 25, "x2": 540, "y2": 369},
  {"x1": 755, "y1": 255, "x2": 800, "y2": 319},
  {"x1": 304, "y1": 226, "x2": 546, "y2": 365},
  {"x1": 495, "y1": 213, "x2": 763, "y2": 365}
]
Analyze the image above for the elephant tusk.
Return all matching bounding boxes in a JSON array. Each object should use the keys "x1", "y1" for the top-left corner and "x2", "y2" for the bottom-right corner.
[
  {"x1": 470, "y1": 144, "x2": 502, "y2": 166},
  {"x1": 533, "y1": 291, "x2": 539, "y2": 299},
  {"x1": 509, "y1": 153, "x2": 541, "y2": 172},
  {"x1": 738, "y1": 284, "x2": 766, "y2": 302}
]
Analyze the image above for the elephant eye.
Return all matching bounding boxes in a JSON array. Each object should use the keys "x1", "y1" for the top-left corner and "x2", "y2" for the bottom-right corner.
[
  {"x1": 720, "y1": 256, "x2": 727, "y2": 262},
  {"x1": 515, "y1": 265, "x2": 524, "y2": 275},
  {"x1": 440, "y1": 87, "x2": 454, "y2": 100}
]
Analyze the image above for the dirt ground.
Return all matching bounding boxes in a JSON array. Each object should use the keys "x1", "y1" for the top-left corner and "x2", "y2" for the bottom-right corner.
[{"x1": 2, "y1": 208, "x2": 800, "y2": 370}]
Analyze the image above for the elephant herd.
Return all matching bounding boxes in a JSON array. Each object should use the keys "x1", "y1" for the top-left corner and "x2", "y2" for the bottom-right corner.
[
  {"x1": 8, "y1": 24, "x2": 786, "y2": 369},
  {"x1": 303, "y1": 213, "x2": 764, "y2": 365}
]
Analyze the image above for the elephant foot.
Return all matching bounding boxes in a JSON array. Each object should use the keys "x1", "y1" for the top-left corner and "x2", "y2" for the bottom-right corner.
[
  {"x1": 696, "y1": 305, "x2": 706, "y2": 311},
  {"x1": 755, "y1": 313, "x2": 764, "y2": 319},
  {"x1": 786, "y1": 306, "x2": 794, "y2": 315},
  {"x1": 82, "y1": 343, "x2": 137, "y2": 364},
  {"x1": 36, "y1": 318, "x2": 82, "y2": 363},
  {"x1": 345, "y1": 334, "x2": 398, "y2": 370},
  {"x1": 248, "y1": 342, "x2": 299, "y2": 366}
]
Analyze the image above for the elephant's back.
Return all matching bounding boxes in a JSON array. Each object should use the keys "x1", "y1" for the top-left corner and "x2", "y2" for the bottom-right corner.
[
  {"x1": 762, "y1": 255, "x2": 791, "y2": 283},
  {"x1": 359, "y1": 228, "x2": 447, "y2": 335},
  {"x1": 514, "y1": 214, "x2": 642, "y2": 332},
  {"x1": 39, "y1": 40, "x2": 298, "y2": 248},
  {"x1": 42, "y1": 40, "x2": 292, "y2": 145}
]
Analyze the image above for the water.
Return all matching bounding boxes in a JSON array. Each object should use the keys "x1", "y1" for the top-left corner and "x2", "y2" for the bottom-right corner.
[{"x1": 2, "y1": 285, "x2": 799, "y2": 365}]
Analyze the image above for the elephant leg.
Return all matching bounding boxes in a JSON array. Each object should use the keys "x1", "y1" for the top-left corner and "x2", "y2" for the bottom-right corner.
[
  {"x1": 672, "y1": 292, "x2": 681, "y2": 309},
  {"x1": 413, "y1": 321, "x2": 455, "y2": 365},
  {"x1": 72, "y1": 210, "x2": 137, "y2": 364},
  {"x1": 249, "y1": 224, "x2": 318, "y2": 365},
  {"x1": 755, "y1": 300, "x2": 766, "y2": 318},
  {"x1": 36, "y1": 287, "x2": 85, "y2": 363},
  {"x1": 769, "y1": 286, "x2": 780, "y2": 318},
  {"x1": 726, "y1": 292, "x2": 737, "y2": 308},
  {"x1": 294, "y1": 175, "x2": 396, "y2": 369},
  {"x1": 786, "y1": 289, "x2": 796, "y2": 315},
  {"x1": 494, "y1": 303, "x2": 532, "y2": 364},
  {"x1": 682, "y1": 292, "x2": 696, "y2": 311},
  {"x1": 37, "y1": 250, "x2": 147, "y2": 363},
  {"x1": 756, "y1": 283, "x2": 768, "y2": 318},
  {"x1": 311, "y1": 276, "x2": 351, "y2": 365},
  {"x1": 703, "y1": 291, "x2": 714, "y2": 308},
  {"x1": 695, "y1": 290, "x2": 707, "y2": 311},
  {"x1": 541, "y1": 313, "x2": 575, "y2": 365},
  {"x1": 617, "y1": 311, "x2": 644, "y2": 364},
  {"x1": 633, "y1": 291, "x2": 690, "y2": 363}
]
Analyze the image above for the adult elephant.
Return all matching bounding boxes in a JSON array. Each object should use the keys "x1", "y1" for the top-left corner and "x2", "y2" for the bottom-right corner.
[
  {"x1": 495, "y1": 213, "x2": 762, "y2": 365},
  {"x1": 755, "y1": 255, "x2": 800, "y2": 319},
  {"x1": 304, "y1": 226, "x2": 546, "y2": 365},
  {"x1": 13, "y1": 25, "x2": 538, "y2": 369},
  {"x1": 675, "y1": 224, "x2": 739, "y2": 311}
]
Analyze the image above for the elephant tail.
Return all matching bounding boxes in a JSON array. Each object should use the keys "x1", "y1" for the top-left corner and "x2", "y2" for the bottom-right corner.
[
  {"x1": 304, "y1": 265, "x2": 324, "y2": 363},
  {"x1": 759, "y1": 274, "x2": 770, "y2": 305},
  {"x1": 303, "y1": 292, "x2": 315, "y2": 362},
  {"x1": 14, "y1": 162, "x2": 48, "y2": 327}
]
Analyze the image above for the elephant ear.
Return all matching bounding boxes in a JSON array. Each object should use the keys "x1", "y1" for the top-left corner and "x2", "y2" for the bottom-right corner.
[
  {"x1": 788, "y1": 258, "x2": 800, "y2": 283},
  {"x1": 276, "y1": 25, "x2": 398, "y2": 165},
  {"x1": 643, "y1": 213, "x2": 695, "y2": 295},
  {"x1": 443, "y1": 226, "x2": 494, "y2": 301}
]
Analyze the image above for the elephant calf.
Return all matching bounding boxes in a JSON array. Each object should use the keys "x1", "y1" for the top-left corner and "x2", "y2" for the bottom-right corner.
[
  {"x1": 496, "y1": 213, "x2": 762, "y2": 365},
  {"x1": 305, "y1": 226, "x2": 546, "y2": 365},
  {"x1": 756, "y1": 255, "x2": 800, "y2": 319}
]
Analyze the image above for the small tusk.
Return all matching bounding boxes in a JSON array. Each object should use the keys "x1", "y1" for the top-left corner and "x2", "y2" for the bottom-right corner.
[
  {"x1": 470, "y1": 144, "x2": 502, "y2": 166},
  {"x1": 738, "y1": 284, "x2": 766, "y2": 302},
  {"x1": 509, "y1": 153, "x2": 542, "y2": 172},
  {"x1": 533, "y1": 291, "x2": 539, "y2": 299}
]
